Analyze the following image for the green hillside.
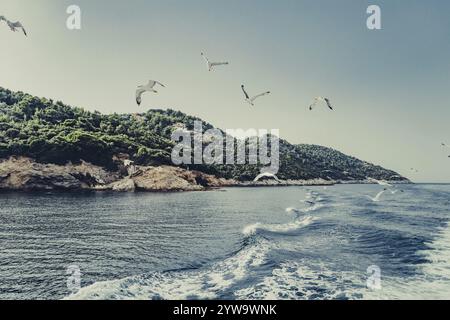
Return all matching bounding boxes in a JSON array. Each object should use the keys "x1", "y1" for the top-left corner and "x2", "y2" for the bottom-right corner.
[{"x1": 0, "y1": 87, "x2": 407, "y2": 182}]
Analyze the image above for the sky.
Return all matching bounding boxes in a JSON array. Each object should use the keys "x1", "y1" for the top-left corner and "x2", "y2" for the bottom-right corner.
[{"x1": 1, "y1": 0, "x2": 449, "y2": 182}]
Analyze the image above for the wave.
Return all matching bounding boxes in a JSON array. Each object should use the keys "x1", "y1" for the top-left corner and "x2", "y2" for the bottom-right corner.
[
  {"x1": 67, "y1": 201, "x2": 321, "y2": 300},
  {"x1": 67, "y1": 237, "x2": 271, "y2": 300},
  {"x1": 363, "y1": 222, "x2": 450, "y2": 300},
  {"x1": 242, "y1": 195, "x2": 322, "y2": 237},
  {"x1": 234, "y1": 260, "x2": 365, "y2": 300},
  {"x1": 242, "y1": 216, "x2": 317, "y2": 237}
]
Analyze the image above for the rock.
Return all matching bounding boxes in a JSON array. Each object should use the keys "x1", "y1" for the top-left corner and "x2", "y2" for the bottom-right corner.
[
  {"x1": 111, "y1": 178, "x2": 136, "y2": 192},
  {"x1": 130, "y1": 166, "x2": 235, "y2": 192},
  {"x1": 0, "y1": 157, "x2": 119, "y2": 191},
  {"x1": 0, "y1": 157, "x2": 235, "y2": 192},
  {"x1": 132, "y1": 166, "x2": 205, "y2": 192}
]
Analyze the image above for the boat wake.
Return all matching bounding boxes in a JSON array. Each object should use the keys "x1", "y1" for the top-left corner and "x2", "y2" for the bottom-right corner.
[
  {"x1": 363, "y1": 221, "x2": 450, "y2": 300},
  {"x1": 234, "y1": 260, "x2": 365, "y2": 300},
  {"x1": 66, "y1": 194, "x2": 323, "y2": 300}
]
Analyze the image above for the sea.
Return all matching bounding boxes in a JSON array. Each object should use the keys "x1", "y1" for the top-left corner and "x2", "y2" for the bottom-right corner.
[{"x1": 0, "y1": 184, "x2": 449, "y2": 300}]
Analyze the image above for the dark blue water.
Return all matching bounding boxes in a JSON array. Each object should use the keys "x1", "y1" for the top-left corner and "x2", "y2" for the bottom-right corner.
[{"x1": 0, "y1": 184, "x2": 449, "y2": 300}]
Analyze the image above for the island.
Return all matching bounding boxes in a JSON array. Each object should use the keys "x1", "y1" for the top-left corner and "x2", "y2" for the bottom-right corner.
[{"x1": 0, "y1": 87, "x2": 409, "y2": 192}]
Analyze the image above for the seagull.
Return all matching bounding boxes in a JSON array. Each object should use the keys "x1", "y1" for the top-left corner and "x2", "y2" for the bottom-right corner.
[
  {"x1": 241, "y1": 85, "x2": 271, "y2": 106},
  {"x1": 201, "y1": 52, "x2": 229, "y2": 71},
  {"x1": 366, "y1": 190, "x2": 386, "y2": 202},
  {"x1": 1, "y1": 16, "x2": 27, "y2": 36},
  {"x1": 135, "y1": 80, "x2": 166, "y2": 106},
  {"x1": 309, "y1": 97, "x2": 334, "y2": 111},
  {"x1": 440, "y1": 143, "x2": 450, "y2": 157},
  {"x1": 410, "y1": 168, "x2": 419, "y2": 173},
  {"x1": 7, "y1": 20, "x2": 27, "y2": 36},
  {"x1": 367, "y1": 177, "x2": 393, "y2": 187},
  {"x1": 254, "y1": 172, "x2": 281, "y2": 182}
]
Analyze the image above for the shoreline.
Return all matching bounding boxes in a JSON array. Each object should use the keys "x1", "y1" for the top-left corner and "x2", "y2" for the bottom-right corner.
[{"x1": 0, "y1": 156, "x2": 411, "y2": 193}]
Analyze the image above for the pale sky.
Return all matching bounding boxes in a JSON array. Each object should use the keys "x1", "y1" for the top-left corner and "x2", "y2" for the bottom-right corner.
[{"x1": 1, "y1": 0, "x2": 449, "y2": 182}]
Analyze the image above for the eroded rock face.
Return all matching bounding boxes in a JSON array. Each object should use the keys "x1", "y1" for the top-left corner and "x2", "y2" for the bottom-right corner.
[
  {"x1": 0, "y1": 156, "x2": 337, "y2": 193},
  {"x1": 0, "y1": 157, "x2": 235, "y2": 192},
  {"x1": 131, "y1": 166, "x2": 227, "y2": 192},
  {"x1": 111, "y1": 178, "x2": 136, "y2": 192},
  {"x1": 0, "y1": 157, "x2": 119, "y2": 191}
]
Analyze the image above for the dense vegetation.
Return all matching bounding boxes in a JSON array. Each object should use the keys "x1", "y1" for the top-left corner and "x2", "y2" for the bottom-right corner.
[{"x1": 0, "y1": 87, "x2": 405, "y2": 181}]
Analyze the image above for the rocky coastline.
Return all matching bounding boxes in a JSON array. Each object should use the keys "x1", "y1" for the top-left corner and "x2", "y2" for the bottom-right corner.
[{"x1": 0, "y1": 156, "x2": 410, "y2": 193}]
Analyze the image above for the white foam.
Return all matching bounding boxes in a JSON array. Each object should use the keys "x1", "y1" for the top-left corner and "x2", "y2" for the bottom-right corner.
[
  {"x1": 66, "y1": 238, "x2": 271, "y2": 300},
  {"x1": 235, "y1": 261, "x2": 364, "y2": 300},
  {"x1": 68, "y1": 203, "x2": 321, "y2": 300},
  {"x1": 364, "y1": 222, "x2": 450, "y2": 300},
  {"x1": 242, "y1": 216, "x2": 317, "y2": 237}
]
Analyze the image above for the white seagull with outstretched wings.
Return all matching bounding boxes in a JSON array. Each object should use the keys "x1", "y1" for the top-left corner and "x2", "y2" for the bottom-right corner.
[
  {"x1": 254, "y1": 172, "x2": 281, "y2": 182},
  {"x1": 135, "y1": 80, "x2": 166, "y2": 106},
  {"x1": 367, "y1": 177, "x2": 393, "y2": 187},
  {"x1": 442, "y1": 143, "x2": 450, "y2": 158},
  {"x1": 241, "y1": 85, "x2": 271, "y2": 106},
  {"x1": 1, "y1": 16, "x2": 27, "y2": 36},
  {"x1": 309, "y1": 97, "x2": 334, "y2": 111},
  {"x1": 201, "y1": 52, "x2": 229, "y2": 71},
  {"x1": 366, "y1": 190, "x2": 386, "y2": 202}
]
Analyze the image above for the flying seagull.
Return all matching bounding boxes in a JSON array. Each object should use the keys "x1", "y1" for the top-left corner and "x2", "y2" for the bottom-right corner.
[
  {"x1": 254, "y1": 172, "x2": 280, "y2": 182},
  {"x1": 241, "y1": 85, "x2": 271, "y2": 106},
  {"x1": 135, "y1": 80, "x2": 166, "y2": 106},
  {"x1": 367, "y1": 177, "x2": 393, "y2": 187},
  {"x1": 309, "y1": 97, "x2": 334, "y2": 111},
  {"x1": 1, "y1": 16, "x2": 27, "y2": 36},
  {"x1": 366, "y1": 190, "x2": 386, "y2": 202},
  {"x1": 440, "y1": 143, "x2": 450, "y2": 157},
  {"x1": 201, "y1": 52, "x2": 229, "y2": 71}
]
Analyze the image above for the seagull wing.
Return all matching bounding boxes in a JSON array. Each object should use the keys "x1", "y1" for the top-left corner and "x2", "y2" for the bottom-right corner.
[
  {"x1": 147, "y1": 80, "x2": 157, "y2": 89},
  {"x1": 241, "y1": 85, "x2": 250, "y2": 99},
  {"x1": 201, "y1": 53, "x2": 211, "y2": 69},
  {"x1": 16, "y1": 23, "x2": 27, "y2": 36},
  {"x1": 201, "y1": 53, "x2": 209, "y2": 63},
  {"x1": 374, "y1": 190, "x2": 386, "y2": 201},
  {"x1": 309, "y1": 97, "x2": 320, "y2": 110},
  {"x1": 254, "y1": 172, "x2": 280, "y2": 182},
  {"x1": 20, "y1": 25, "x2": 27, "y2": 36},
  {"x1": 155, "y1": 81, "x2": 166, "y2": 88},
  {"x1": 135, "y1": 87, "x2": 147, "y2": 106},
  {"x1": 324, "y1": 98, "x2": 333, "y2": 110},
  {"x1": 367, "y1": 177, "x2": 392, "y2": 187},
  {"x1": 6, "y1": 21, "x2": 15, "y2": 31},
  {"x1": 250, "y1": 91, "x2": 270, "y2": 102},
  {"x1": 210, "y1": 61, "x2": 229, "y2": 69}
]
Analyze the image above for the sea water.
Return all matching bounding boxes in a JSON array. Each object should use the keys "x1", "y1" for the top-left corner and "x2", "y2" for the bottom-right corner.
[{"x1": 0, "y1": 184, "x2": 449, "y2": 300}]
